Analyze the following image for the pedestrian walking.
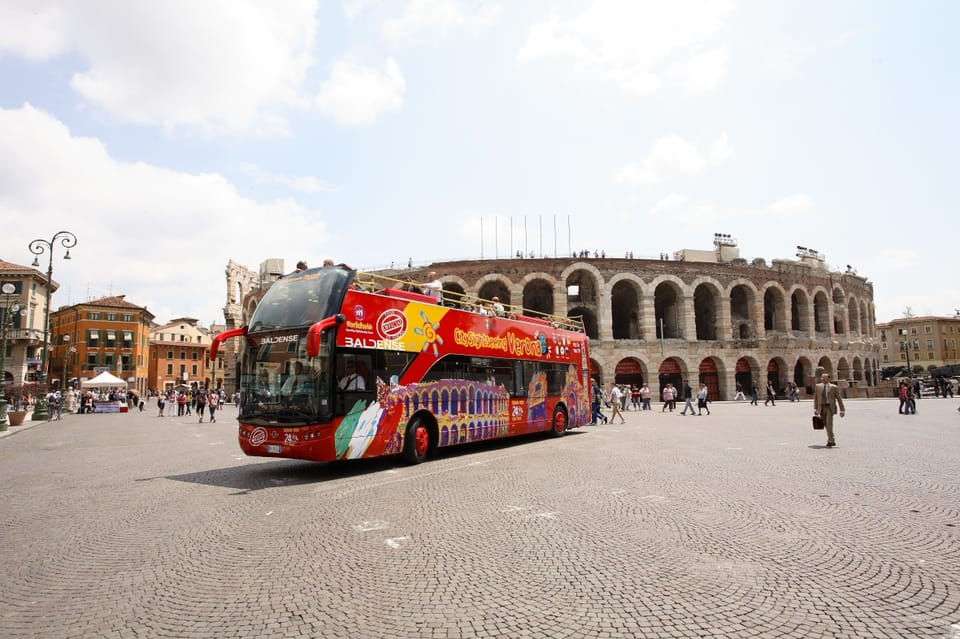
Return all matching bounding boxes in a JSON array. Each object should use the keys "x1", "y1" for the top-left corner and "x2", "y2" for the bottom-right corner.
[
  {"x1": 697, "y1": 383, "x2": 711, "y2": 415},
  {"x1": 813, "y1": 372, "x2": 845, "y2": 447},
  {"x1": 196, "y1": 389, "x2": 207, "y2": 423},
  {"x1": 640, "y1": 384, "x2": 651, "y2": 410},
  {"x1": 750, "y1": 381, "x2": 759, "y2": 405},
  {"x1": 679, "y1": 380, "x2": 695, "y2": 415},
  {"x1": 764, "y1": 381, "x2": 776, "y2": 406},
  {"x1": 207, "y1": 389, "x2": 218, "y2": 423},
  {"x1": 608, "y1": 385, "x2": 626, "y2": 424},
  {"x1": 734, "y1": 382, "x2": 746, "y2": 401}
]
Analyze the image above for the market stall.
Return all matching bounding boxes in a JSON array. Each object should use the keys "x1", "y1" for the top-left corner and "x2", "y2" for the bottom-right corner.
[{"x1": 80, "y1": 371, "x2": 129, "y2": 413}]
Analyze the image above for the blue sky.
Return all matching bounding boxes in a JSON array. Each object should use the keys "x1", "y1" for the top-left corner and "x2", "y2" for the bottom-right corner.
[{"x1": 0, "y1": 0, "x2": 957, "y2": 326}]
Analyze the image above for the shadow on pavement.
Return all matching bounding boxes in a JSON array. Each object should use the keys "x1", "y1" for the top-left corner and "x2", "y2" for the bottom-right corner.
[{"x1": 162, "y1": 429, "x2": 586, "y2": 492}]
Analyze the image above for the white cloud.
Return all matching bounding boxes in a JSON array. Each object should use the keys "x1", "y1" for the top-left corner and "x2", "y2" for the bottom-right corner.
[
  {"x1": 616, "y1": 132, "x2": 732, "y2": 186},
  {"x1": 679, "y1": 47, "x2": 728, "y2": 93},
  {"x1": 315, "y1": 58, "x2": 405, "y2": 125},
  {"x1": 0, "y1": 104, "x2": 329, "y2": 324},
  {"x1": 763, "y1": 30, "x2": 859, "y2": 73},
  {"x1": 767, "y1": 193, "x2": 815, "y2": 217},
  {"x1": 383, "y1": 0, "x2": 501, "y2": 45},
  {"x1": 518, "y1": 0, "x2": 734, "y2": 95},
  {"x1": 237, "y1": 163, "x2": 341, "y2": 194},
  {"x1": 709, "y1": 131, "x2": 734, "y2": 163},
  {"x1": 650, "y1": 193, "x2": 690, "y2": 215},
  {"x1": 0, "y1": 1, "x2": 68, "y2": 60},
  {"x1": 0, "y1": 1, "x2": 318, "y2": 133}
]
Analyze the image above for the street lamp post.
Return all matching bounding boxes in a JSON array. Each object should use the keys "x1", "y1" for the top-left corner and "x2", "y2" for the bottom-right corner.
[
  {"x1": 899, "y1": 328, "x2": 912, "y2": 378},
  {"x1": 0, "y1": 282, "x2": 29, "y2": 430},
  {"x1": 28, "y1": 230, "x2": 77, "y2": 421},
  {"x1": 61, "y1": 334, "x2": 76, "y2": 393}
]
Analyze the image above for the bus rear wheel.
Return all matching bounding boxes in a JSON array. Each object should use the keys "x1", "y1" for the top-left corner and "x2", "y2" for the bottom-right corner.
[
  {"x1": 403, "y1": 417, "x2": 430, "y2": 464},
  {"x1": 550, "y1": 405, "x2": 568, "y2": 437}
]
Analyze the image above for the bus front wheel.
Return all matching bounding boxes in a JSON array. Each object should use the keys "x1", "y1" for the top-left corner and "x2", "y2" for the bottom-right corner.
[
  {"x1": 550, "y1": 405, "x2": 568, "y2": 437},
  {"x1": 403, "y1": 418, "x2": 430, "y2": 464}
]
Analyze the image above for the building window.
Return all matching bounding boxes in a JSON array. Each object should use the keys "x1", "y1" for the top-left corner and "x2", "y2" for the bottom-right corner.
[
  {"x1": 927, "y1": 339, "x2": 934, "y2": 349},
  {"x1": 88, "y1": 312, "x2": 100, "y2": 320},
  {"x1": 122, "y1": 331, "x2": 133, "y2": 348},
  {"x1": 192, "y1": 352, "x2": 198, "y2": 360},
  {"x1": 166, "y1": 364, "x2": 173, "y2": 375},
  {"x1": 105, "y1": 354, "x2": 114, "y2": 367},
  {"x1": 123, "y1": 314, "x2": 133, "y2": 322},
  {"x1": 87, "y1": 354, "x2": 97, "y2": 366},
  {"x1": 167, "y1": 350, "x2": 173, "y2": 359},
  {"x1": 928, "y1": 352, "x2": 934, "y2": 360},
  {"x1": 192, "y1": 365, "x2": 198, "y2": 375},
  {"x1": 106, "y1": 313, "x2": 117, "y2": 321},
  {"x1": 179, "y1": 351, "x2": 186, "y2": 360},
  {"x1": 881, "y1": 342, "x2": 887, "y2": 350},
  {"x1": 924, "y1": 326, "x2": 932, "y2": 333},
  {"x1": 121, "y1": 355, "x2": 131, "y2": 370},
  {"x1": 106, "y1": 330, "x2": 116, "y2": 347},
  {"x1": 911, "y1": 327, "x2": 918, "y2": 335},
  {"x1": 88, "y1": 329, "x2": 99, "y2": 347},
  {"x1": 883, "y1": 355, "x2": 889, "y2": 362}
]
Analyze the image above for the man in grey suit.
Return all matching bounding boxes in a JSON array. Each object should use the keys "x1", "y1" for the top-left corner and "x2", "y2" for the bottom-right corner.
[{"x1": 814, "y1": 372, "x2": 845, "y2": 447}]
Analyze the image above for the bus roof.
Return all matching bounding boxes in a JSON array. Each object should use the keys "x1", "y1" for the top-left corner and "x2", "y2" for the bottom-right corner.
[{"x1": 353, "y1": 270, "x2": 585, "y2": 333}]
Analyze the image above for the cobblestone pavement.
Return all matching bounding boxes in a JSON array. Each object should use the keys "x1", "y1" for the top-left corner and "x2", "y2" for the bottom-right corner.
[{"x1": 1, "y1": 398, "x2": 959, "y2": 639}]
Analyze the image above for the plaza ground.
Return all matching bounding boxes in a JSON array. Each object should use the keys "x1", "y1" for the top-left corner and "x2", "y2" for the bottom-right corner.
[{"x1": 1, "y1": 397, "x2": 958, "y2": 638}]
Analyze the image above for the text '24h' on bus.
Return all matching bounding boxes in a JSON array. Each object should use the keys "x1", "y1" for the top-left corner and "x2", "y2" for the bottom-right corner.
[{"x1": 211, "y1": 264, "x2": 593, "y2": 464}]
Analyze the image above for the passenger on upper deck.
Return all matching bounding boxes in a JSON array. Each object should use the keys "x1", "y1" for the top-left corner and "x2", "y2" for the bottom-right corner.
[{"x1": 423, "y1": 271, "x2": 443, "y2": 304}]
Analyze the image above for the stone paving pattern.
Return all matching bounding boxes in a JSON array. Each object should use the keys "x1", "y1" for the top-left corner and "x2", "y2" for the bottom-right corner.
[{"x1": 1, "y1": 398, "x2": 959, "y2": 638}]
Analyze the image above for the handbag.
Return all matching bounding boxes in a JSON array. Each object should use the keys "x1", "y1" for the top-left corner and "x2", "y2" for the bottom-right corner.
[{"x1": 812, "y1": 413, "x2": 824, "y2": 430}]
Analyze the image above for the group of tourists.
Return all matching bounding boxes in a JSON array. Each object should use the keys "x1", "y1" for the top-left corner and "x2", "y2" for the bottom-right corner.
[{"x1": 155, "y1": 387, "x2": 224, "y2": 423}]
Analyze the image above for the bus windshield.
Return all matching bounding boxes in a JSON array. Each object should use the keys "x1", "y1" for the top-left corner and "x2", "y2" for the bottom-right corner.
[
  {"x1": 239, "y1": 328, "x2": 334, "y2": 425},
  {"x1": 248, "y1": 267, "x2": 352, "y2": 332}
]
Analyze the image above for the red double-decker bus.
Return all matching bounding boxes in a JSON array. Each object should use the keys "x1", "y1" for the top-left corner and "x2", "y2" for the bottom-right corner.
[{"x1": 212, "y1": 264, "x2": 592, "y2": 464}]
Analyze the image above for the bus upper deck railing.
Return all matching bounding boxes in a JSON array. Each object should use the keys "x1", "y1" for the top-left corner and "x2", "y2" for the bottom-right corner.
[{"x1": 355, "y1": 271, "x2": 585, "y2": 333}]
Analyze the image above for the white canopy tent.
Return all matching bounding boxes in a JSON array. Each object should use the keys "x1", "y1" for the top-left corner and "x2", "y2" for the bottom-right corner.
[{"x1": 81, "y1": 371, "x2": 128, "y2": 389}]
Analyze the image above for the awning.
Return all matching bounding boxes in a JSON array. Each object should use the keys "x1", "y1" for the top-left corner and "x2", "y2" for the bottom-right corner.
[
  {"x1": 106, "y1": 330, "x2": 116, "y2": 340},
  {"x1": 89, "y1": 330, "x2": 99, "y2": 339}
]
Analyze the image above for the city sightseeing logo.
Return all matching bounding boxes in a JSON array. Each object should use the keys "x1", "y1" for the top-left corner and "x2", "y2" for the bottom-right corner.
[{"x1": 354, "y1": 305, "x2": 366, "y2": 322}]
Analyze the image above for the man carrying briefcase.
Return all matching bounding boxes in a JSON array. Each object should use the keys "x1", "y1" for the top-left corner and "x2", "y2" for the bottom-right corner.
[{"x1": 813, "y1": 372, "x2": 845, "y2": 447}]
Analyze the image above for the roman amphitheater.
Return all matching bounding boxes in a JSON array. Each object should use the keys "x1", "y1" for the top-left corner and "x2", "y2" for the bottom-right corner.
[
  {"x1": 223, "y1": 241, "x2": 880, "y2": 401},
  {"x1": 408, "y1": 242, "x2": 880, "y2": 401}
]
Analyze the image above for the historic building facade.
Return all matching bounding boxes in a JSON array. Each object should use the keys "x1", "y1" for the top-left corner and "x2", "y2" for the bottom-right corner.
[
  {"x1": 877, "y1": 316, "x2": 960, "y2": 375},
  {"x1": 0, "y1": 258, "x2": 54, "y2": 387},
  {"x1": 147, "y1": 318, "x2": 215, "y2": 393},
  {"x1": 404, "y1": 248, "x2": 879, "y2": 401},
  {"x1": 49, "y1": 295, "x2": 155, "y2": 396}
]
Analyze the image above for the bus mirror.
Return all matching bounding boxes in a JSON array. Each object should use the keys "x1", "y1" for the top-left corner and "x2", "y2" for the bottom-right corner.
[
  {"x1": 306, "y1": 314, "x2": 345, "y2": 358},
  {"x1": 210, "y1": 326, "x2": 247, "y2": 360}
]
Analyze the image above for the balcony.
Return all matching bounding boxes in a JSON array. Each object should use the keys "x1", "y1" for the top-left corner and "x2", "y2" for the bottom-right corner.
[{"x1": 3, "y1": 327, "x2": 43, "y2": 342}]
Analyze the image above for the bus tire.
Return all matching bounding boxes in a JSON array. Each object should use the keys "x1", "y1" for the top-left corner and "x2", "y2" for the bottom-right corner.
[
  {"x1": 550, "y1": 405, "x2": 568, "y2": 437},
  {"x1": 403, "y1": 417, "x2": 430, "y2": 464}
]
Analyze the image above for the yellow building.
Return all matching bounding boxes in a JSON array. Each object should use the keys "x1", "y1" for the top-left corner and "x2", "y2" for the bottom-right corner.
[
  {"x1": 148, "y1": 318, "x2": 220, "y2": 393},
  {"x1": 877, "y1": 316, "x2": 960, "y2": 376}
]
